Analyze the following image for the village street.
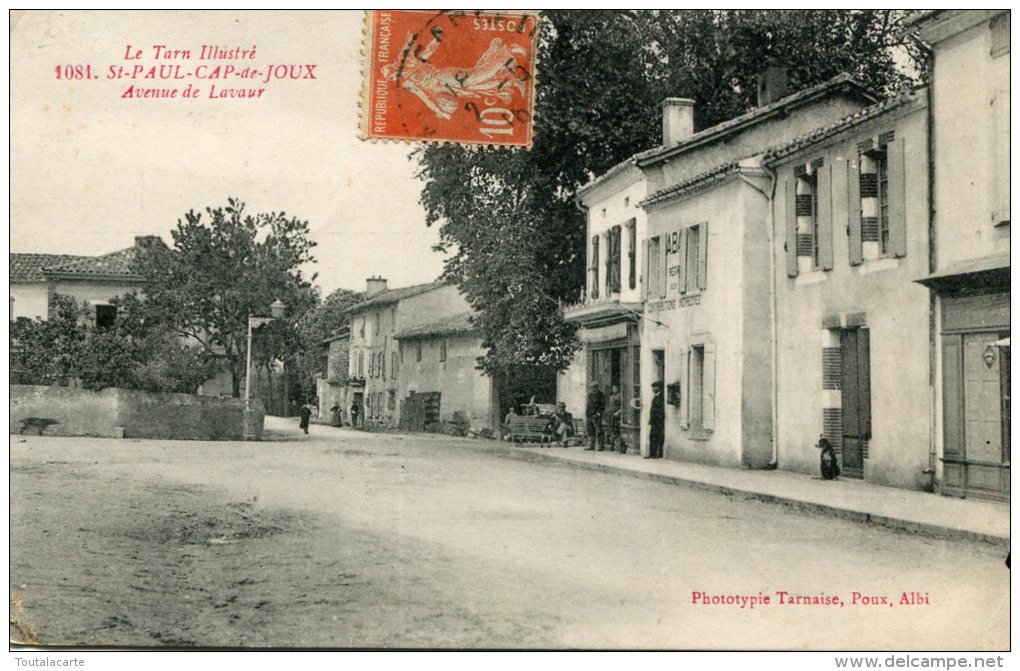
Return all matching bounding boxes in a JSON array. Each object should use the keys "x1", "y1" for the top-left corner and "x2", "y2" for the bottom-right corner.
[{"x1": 10, "y1": 420, "x2": 1009, "y2": 651}]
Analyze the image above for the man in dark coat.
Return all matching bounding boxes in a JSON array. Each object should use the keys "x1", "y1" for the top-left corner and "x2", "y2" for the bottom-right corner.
[
  {"x1": 647, "y1": 381, "x2": 665, "y2": 459},
  {"x1": 585, "y1": 383, "x2": 606, "y2": 451},
  {"x1": 299, "y1": 404, "x2": 312, "y2": 434}
]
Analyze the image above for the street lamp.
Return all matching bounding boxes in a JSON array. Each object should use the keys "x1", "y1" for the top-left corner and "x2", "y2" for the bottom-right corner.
[{"x1": 243, "y1": 299, "x2": 286, "y2": 440}]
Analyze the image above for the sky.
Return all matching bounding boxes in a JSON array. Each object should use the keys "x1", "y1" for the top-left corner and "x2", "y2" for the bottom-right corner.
[{"x1": 9, "y1": 10, "x2": 447, "y2": 297}]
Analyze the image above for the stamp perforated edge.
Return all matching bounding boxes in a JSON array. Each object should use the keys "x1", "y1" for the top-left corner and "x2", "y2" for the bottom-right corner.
[{"x1": 357, "y1": 9, "x2": 541, "y2": 150}]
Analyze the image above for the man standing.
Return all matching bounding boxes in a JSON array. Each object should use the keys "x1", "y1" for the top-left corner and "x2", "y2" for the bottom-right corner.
[
  {"x1": 585, "y1": 382, "x2": 605, "y2": 451},
  {"x1": 605, "y1": 384, "x2": 623, "y2": 452},
  {"x1": 298, "y1": 404, "x2": 312, "y2": 435},
  {"x1": 647, "y1": 381, "x2": 665, "y2": 459}
]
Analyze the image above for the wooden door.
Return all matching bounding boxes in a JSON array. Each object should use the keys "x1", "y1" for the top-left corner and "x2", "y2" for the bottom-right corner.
[
  {"x1": 841, "y1": 328, "x2": 871, "y2": 478},
  {"x1": 961, "y1": 334, "x2": 1005, "y2": 493}
]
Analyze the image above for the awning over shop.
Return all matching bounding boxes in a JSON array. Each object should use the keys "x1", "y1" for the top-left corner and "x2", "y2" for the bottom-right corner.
[
  {"x1": 991, "y1": 337, "x2": 1010, "y2": 347},
  {"x1": 914, "y1": 254, "x2": 1010, "y2": 292}
]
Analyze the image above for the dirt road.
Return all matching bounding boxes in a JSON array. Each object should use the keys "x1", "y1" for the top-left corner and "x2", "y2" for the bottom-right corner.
[{"x1": 9, "y1": 421, "x2": 1010, "y2": 649}]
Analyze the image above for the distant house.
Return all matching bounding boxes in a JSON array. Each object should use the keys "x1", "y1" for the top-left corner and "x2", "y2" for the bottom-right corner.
[
  {"x1": 316, "y1": 325, "x2": 351, "y2": 423},
  {"x1": 335, "y1": 276, "x2": 500, "y2": 433},
  {"x1": 10, "y1": 235, "x2": 159, "y2": 324},
  {"x1": 394, "y1": 311, "x2": 498, "y2": 433}
]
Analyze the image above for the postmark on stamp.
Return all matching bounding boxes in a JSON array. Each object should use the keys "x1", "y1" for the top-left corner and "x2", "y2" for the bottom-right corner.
[{"x1": 361, "y1": 10, "x2": 540, "y2": 148}]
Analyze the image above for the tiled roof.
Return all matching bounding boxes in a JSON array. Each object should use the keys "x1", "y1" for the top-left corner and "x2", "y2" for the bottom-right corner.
[
  {"x1": 639, "y1": 161, "x2": 741, "y2": 209},
  {"x1": 348, "y1": 279, "x2": 450, "y2": 313},
  {"x1": 576, "y1": 157, "x2": 640, "y2": 200},
  {"x1": 393, "y1": 311, "x2": 476, "y2": 339},
  {"x1": 762, "y1": 88, "x2": 926, "y2": 165},
  {"x1": 635, "y1": 74, "x2": 878, "y2": 167},
  {"x1": 42, "y1": 246, "x2": 145, "y2": 280},
  {"x1": 10, "y1": 253, "x2": 90, "y2": 282}
]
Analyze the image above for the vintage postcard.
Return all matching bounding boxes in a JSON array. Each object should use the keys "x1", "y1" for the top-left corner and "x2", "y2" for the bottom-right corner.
[{"x1": 8, "y1": 8, "x2": 1011, "y2": 664}]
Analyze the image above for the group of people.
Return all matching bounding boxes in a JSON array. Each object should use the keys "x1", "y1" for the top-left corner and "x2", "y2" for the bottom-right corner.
[
  {"x1": 585, "y1": 380, "x2": 665, "y2": 458},
  {"x1": 505, "y1": 379, "x2": 666, "y2": 457},
  {"x1": 329, "y1": 402, "x2": 360, "y2": 427},
  {"x1": 584, "y1": 383, "x2": 625, "y2": 453}
]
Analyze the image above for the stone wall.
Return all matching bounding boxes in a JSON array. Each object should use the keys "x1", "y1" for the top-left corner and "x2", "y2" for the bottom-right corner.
[{"x1": 10, "y1": 385, "x2": 263, "y2": 440}]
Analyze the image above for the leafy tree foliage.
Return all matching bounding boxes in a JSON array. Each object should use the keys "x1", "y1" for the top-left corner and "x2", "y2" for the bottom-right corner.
[
  {"x1": 415, "y1": 10, "x2": 924, "y2": 373},
  {"x1": 133, "y1": 198, "x2": 318, "y2": 397},
  {"x1": 10, "y1": 293, "x2": 220, "y2": 393}
]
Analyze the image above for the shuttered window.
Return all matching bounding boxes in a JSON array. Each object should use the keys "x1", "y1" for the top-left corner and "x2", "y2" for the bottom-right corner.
[
  {"x1": 646, "y1": 236, "x2": 661, "y2": 299},
  {"x1": 607, "y1": 225, "x2": 622, "y2": 294},
  {"x1": 857, "y1": 136, "x2": 905, "y2": 260},
  {"x1": 590, "y1": 235, "x2": 600, "y2": 300},
  {"x1": 391, "y1": 351, "x2": 398, "y2": 379},
  {"x1": 685, "y1": 343, "x2": 716, "y2": 432},
  {"x1": 687, "y1": 225, "x2": 699, "y2": 290}
]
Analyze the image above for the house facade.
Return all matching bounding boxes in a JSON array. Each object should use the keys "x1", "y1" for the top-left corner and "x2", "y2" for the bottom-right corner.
[
  {"x1": 561, "y1": 158, "x2": 647, "y2": 452},
  {"x1": 765, "y1": 89, "x2": 933, "y2": 488},
  {"x1": 343, "y1": 277, "x2": 497, "y2": 432},
  {"x1": 316, "y1": 325, "x2": 351, "y2": 422},
  {"x1": 633, "y1": 75, "x2": 877, "y2": 467},
  {"x1": 10, "y1": 236, "x2": 158, "y2": 324},
  {"x1": 394, "y1": 312, "x2": 498, "y2": 433},
  {"x1": 913, "y1": 10, "x2": 1010, "y2": 501}
]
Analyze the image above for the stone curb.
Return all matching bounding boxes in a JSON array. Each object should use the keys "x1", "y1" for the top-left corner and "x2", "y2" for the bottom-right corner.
[{"x1": 476, "y1": 441, "x2": 1010, "y2": 549}]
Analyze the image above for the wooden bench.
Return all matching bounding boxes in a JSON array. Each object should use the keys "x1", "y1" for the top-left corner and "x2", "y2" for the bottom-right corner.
[{"x1": 506, "y1": 415, "x2": 552, "y2": 444}]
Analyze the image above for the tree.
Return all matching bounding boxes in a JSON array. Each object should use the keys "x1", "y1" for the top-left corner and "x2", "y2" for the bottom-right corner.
[
  {"x1": 10, "y1": 292, "x2": 220, "y2": 393},
  {"x1": 133, "y1": 197, "x2": 318, "y2": 397},
  {"x1": 415, "y1": 10, "x2": 925, "y2": 373},
  {"x1": 10, "y1": 295, "x2": 87, "y2": 386}
]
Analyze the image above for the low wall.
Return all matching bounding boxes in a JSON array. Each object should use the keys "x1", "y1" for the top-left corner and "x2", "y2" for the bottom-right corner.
[{"x1": 10, "y1": 385, "x2": 264, "y2": 440}]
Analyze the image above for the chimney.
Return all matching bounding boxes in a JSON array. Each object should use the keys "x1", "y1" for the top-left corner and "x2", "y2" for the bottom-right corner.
[
  {"x1": 366, "y1": 276, "x2": 388, "y2": 298},
  {"x1": 134, "y1": 235, "x2": 161, "y2": 249},
  {"x1": 757, "y1": 66, "x2": 791, "y2": 107},
  {"x1": 661, "y1": 98, "x2": 695, "y2": 146}
]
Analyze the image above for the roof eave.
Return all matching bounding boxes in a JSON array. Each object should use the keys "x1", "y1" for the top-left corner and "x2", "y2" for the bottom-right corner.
[{"x1": 636, "y1": 79, "x2": 879, "y2": 169}]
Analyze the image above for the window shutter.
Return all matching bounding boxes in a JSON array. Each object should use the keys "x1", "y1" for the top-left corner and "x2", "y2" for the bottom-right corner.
[
  {"x1": 702, "y1": 342, "x2": 716, "y2": 430},
  {"x1": 785, "y1": 178, "x2": 798, "y2": 277},
  {"x1": 697, "y1": 222, "x2": 709, "y2": 290},
  {"x1": 941, "y1": 335, "x2": 964, "y2": 457},
  {"x1": 628, "y1": 219, "x2": 637, "y2": 290},
  {"x1": 679, "y1": 346, "x2": 689, "y2": 429},
  {"x1": 591, "y1": 235, "x2": 600, "y2": 299},
  {"x1": 642, "y1": 238, "x2": 649, "y2": 300},
  {"x1": 678, "y1": 227, "x2": 688, "y2": 294},
  {"x1": 848, "y1": 154, "x2": 863, "y2": 265},
  {"x1": 857, "y1": 328, "x2": 871, "y2": 439},
  {"x1": 818, "y1": 162, "x2": 834, "y2": 270},
  {"x1": 658, "y1": 231, "x2": 668, "y2": 299},
  {"x1": 610, "y1": 225, "x2": 622, "y2": 293},
  {"x1": 887, "y1": 138, "x2": 907, "y2": 258}
]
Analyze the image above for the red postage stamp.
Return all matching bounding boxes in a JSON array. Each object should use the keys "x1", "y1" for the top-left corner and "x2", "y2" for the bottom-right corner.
[{"x1": 361, "y1": 10, "x2": 540, "y2": 148}]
